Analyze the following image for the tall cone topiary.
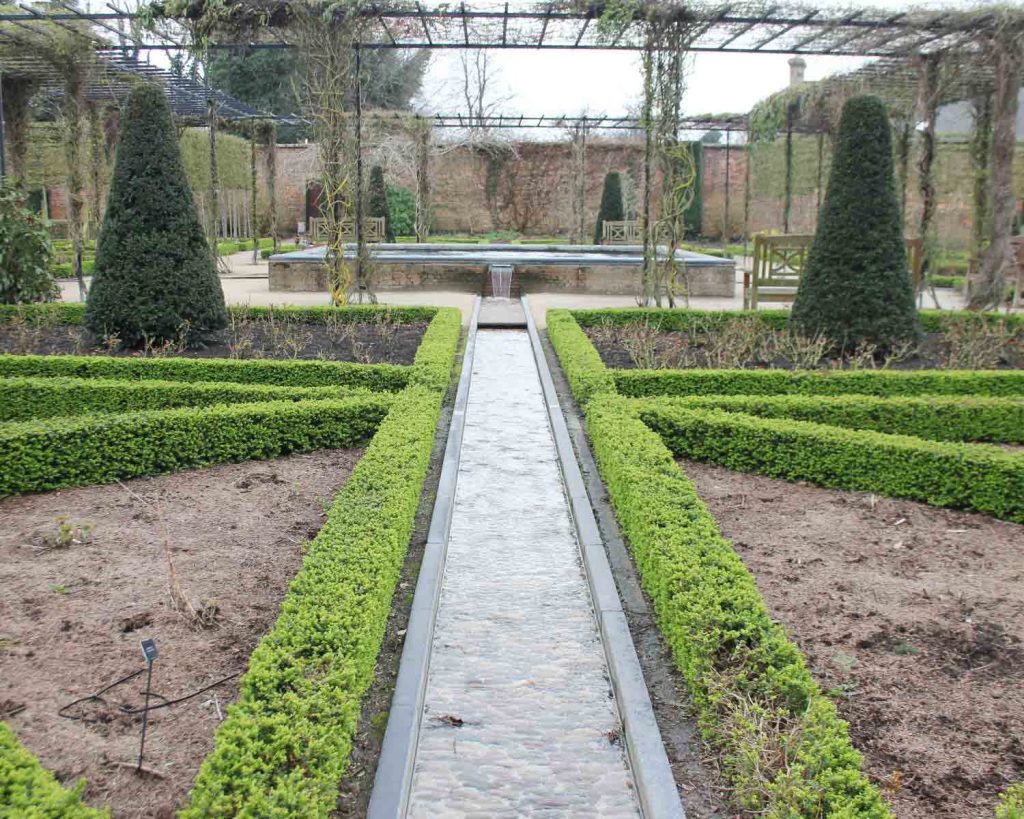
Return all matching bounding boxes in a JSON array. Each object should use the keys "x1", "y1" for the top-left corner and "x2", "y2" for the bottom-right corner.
[
  {"x1": 367, "y1": 165, "x2": 394, "y2": 242},
  {"x1": 790, "y1": 95, "x2": 919, "y2": 350},
  {"x1": 85, "y1": 84, "x2": 226, "y2": 347},
  {"x1": 594, "y1": 171, "x2": 625, "y2": 244}
]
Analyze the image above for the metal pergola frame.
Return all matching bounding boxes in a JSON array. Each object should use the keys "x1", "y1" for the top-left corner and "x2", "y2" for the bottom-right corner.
[{"x1": 1, "y1": 2, "x2": 1017, "y2": 58}]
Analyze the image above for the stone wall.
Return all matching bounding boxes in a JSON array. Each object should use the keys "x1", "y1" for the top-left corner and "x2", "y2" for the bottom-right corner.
[{"x1": 258, "y1": 135, "x2": 1023, "y2": 251}]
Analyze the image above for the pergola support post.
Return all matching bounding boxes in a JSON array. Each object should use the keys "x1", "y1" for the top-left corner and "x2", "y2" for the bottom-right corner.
[
  {"x1": 915, "y1": 54, "x2": 940, "y2": 301},
  {"x1": 968, "y1": 89, "x2": 993, "y2": 276},
  {"x1": 782, "y1": 102, "x2": 795, "y2": 233},
  {"x1": 263, "y1": 122, "x2": 278, "y2": 253},
  {"x1": 353, "y1": 42, "x2": 369, "y2": 301},
  {"x1": 722, "y1": 129, "x2": 731, "y2": 245},
  {"x1": 570, "y1": 118, "x2": 587, "y2": 244},
  {"x1": 207, "y1": 97, "x2": 220, "y2": 259},
  {"x1": 250, "y1": 125, "x2": 259, "y2": 263},
  {"x1": 973, "y1": 35, "x2": 1022, "y2": 309},
  {"x1": 414, "y1": 120, "x2": 430, "y2": 242},
  {"x1": 62, "y1": 65, "x2": 88, "y2": 299},
  {"x1": 896, "y1": 121, "x2": 911, "y2": 225}
]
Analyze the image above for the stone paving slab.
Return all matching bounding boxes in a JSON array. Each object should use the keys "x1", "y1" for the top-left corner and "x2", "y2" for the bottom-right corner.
[{"x1": 406, "y1": 330, "x2": 640, "y2": 817}]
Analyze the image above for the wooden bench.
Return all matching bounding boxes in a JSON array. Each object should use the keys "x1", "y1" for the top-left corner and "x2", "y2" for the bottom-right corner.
[
  {"x1": 744, "y1": 233, "x2": 925, "y2": 308},
  {"x1": 308, "y1": 216, "x2": 386, "y2": 243}
]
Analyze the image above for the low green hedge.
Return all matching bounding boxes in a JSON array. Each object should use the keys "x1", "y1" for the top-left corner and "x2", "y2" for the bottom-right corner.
[
  {"x1": 408, "y1": 307, "x2": 462, "y2": 391},
  {"x1": 569, "y1": 307, "x2": 1024, "y2": 333},
  {"x1": 616, "y1": 368, "x2": 1024, "y2": 398},
  {"x1": 0, "y1": 722, "x2": 106, "y2": 818},
  {"x1": 586, "y1": 395, "x2": 890, "y2": 816},
  {"x1": 181, "y1": 385, "x2": 445, "y2": 817},
  {"x1": 0, "y1": 303, "x2": 436, "y2": 327},
  {"x1": 645, "y1": 394, "x2": 1024, "y2": 444},
  {"x1": 0, "y1": 376, "x2": 373, "y2": 422},
  {"x1": 0, "y1": 397, "x2": 389, "y2": 496},
  {"x1": 547, "y1": 309, "x2": 616, "y2": 405},
  {"x1": 998, "y1": 785, "x2": 1024, "y2": 819},
  {"x1": 0, "y1": 354, "x2": 406, "y2": 392},
  {"x1": 642, "y1": 403, "x2": 1024, "y2": 522}
]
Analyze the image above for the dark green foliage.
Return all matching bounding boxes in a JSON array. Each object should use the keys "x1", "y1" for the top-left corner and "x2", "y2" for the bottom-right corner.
[
  {"x1": 643, "y1": 403, "x2": 1024, "y2": 523},
  {"x1": 367, "y1": 166, "x2": 394, "y2": 241},
  {"x1": 586, "y1": 395, "x2": 891, "y2": 816},
  {"x1": 650, "y1": 394, "x2": 1024, "y2": 444},
  {"x1": 594, "y1": 172, "x2": 625, "y2": 244},
  {"x1": 0, "y1": 185, "x2": 57, "y2": 304},
  {"x1": 790, "y1": 96, "x2": 919, "y2": 349},
  {"x1": 386, "y1": 185, "x2": 416, "y2": 237},
  {"x1": 614, "y1": 368, "x2": 1024, "y2": 398},
  {"x1": 0, "y1": 353, "x2": 408, "y2": 392},
  {"x1": 0, "y1": 397, "x2": 388, "y2": 496},
  {"x1": 0, "y1": 723, "x2": 104, "y2": 818},
  {"x1": 85, "y1": 84, "x2": 227, "y2": 347},
  {"x1": 0, "y1": 376, "x2": 371, "y2": 422},
  {"x1": 547, "y1": 309, "x2": 615, "y2": 405}
]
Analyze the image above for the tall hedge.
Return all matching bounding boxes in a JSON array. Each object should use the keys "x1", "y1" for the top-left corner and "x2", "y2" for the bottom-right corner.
[
  {"x1": 85, "y1": 84, "x2": 227, "y2": 347},
  {"x1": 367, "y1": 165, "x2": 394, "y2": 241},
  {"x1": 594, "y1": 171, "x2": 625, "y2": 244},
  {"x1": 790, "y1": 95, "x2": 919, "y2": 350}
]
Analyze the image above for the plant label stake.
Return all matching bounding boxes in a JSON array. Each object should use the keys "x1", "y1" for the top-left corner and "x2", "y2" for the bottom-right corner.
[{"x1": 137, "y1": 638, "x2": 158, "y2": 773}]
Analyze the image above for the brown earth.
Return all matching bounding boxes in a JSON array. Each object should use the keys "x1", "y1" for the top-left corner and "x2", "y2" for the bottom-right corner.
[
  {"x1": 679, "y1": 459, "x2": 1024, "y2": 819},
  {"x1": 0, "y1": 320, "x2": 427, "y2": 364},
  {"x1": 0, "y1": 448, "x2": 362, "y2": 818}
]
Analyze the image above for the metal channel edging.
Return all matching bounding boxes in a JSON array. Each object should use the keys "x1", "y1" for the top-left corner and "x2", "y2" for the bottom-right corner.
[
  {"x1": 522, "y1": 296, "x2": 686, "y2": 819},
  {"x1": 366, "y1": 296, "x2": 481, "y2": 819}
]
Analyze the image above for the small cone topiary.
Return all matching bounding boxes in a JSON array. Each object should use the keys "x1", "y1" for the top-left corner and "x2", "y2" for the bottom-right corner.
[
  {"x1": 86, "y1": 84, "x2": 226, "y2": 347},
  {"x1": 594, "y1": 172, "x2": 625, "y2": 244},
  {"x1": 367, "y1": 165, "x2": 394, "y2": 242},
  {"x1": 790, "y1": 95, "x2": 919, "y2": 351}
]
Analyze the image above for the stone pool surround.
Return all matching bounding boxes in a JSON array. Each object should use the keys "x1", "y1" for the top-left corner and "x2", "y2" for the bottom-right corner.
[{"x1": 268, "y1": 242, "x2": 736, "y2": 297}]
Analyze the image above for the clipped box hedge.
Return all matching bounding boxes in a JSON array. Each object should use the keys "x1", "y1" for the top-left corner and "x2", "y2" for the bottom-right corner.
[
  {"x1": 0, "y1": 353, "x2": 407, "y2": 392},
  {"x1": 180, "y1": 315, "x2": 461, "y2": 817},
  {"x1": 0, "y1": 397, "x2": 390, "y2": 496},
  {"x1": 0, "y1": 723, "x2": 106, "y2": 818},
  {"x1": 0, "y1": 376, "x2": 370, "y2": 423},
  {"x1": 547, "y1": 309, "x2": 616, "y2": 405},
  {"x1": 616, "y1": 367, "x2": 1024, "y2": 399},
  {"x1": 645, "y1": 394, "x2": 1024, "y2": 444},
  {"x1": 0, "y1": 302, "x2": 437, "y2": 327},
  {"x1": 641, "y1": 403, "x2": 1024, "y2": 523},
  {"x1": 586, "y1": 395, "x2": 890, "y2": 817},
  {"x1": 569, "y1": 306, "x2": 1024, "y2": 333}
]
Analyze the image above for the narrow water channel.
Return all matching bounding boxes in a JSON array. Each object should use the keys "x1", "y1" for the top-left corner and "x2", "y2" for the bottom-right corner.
[{"x1": 406, "y1": 330, "x2": 640, "y2": 817}]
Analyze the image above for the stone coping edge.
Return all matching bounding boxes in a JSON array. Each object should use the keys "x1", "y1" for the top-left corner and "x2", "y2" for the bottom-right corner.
[{"x1": 522, "y1": 295, "x2": 686, "y2": 819}]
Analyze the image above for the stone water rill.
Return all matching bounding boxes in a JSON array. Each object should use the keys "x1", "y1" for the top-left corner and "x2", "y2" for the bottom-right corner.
[{"x1": 406, "y1": 330, "x2": 641, "y2": 817}]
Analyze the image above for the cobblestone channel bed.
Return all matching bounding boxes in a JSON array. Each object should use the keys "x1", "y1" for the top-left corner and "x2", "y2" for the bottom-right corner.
[{"x1": 406, "y1": 330, "x2": 641, "y2": 817}]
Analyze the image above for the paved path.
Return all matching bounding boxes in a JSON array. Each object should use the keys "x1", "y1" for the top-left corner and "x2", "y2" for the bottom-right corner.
[{"x1": 406, "y1": 330, "x2": 641, "y2": 817}]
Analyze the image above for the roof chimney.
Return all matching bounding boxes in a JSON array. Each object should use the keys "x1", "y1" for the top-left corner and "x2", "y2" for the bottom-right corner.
[{"x1": 788, "y1": 57, "x2": 807, "y2": 87}]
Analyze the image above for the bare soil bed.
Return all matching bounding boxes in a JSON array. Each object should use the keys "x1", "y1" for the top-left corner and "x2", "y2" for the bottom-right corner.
[
  {"x1": 679, "y1": 459, "x2": 1024, "y2": 819},
  {"x1": 0, "y1": 319, "x2": 427, "y2": 364},
  {"x1": 586, "y1": 326, "x2": 1023, "y2": 371},
  {"x1": 0, "y1": 448, "x2": 362, "y2": 818}
]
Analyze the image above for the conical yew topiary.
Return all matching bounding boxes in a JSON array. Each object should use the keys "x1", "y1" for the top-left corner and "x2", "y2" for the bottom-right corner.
[
  {"x1": 85, "y1": 83, "x2": 226, "y2": 347},
  {"x1": 790, "y1": 95, "x2": 919, "y2": 350},
  {"x1": 594, "y1": 171, "x2": 625, "y2": 244},
  {"x1": 367, "y1": 165, "x2": 394, "y2": 241}
]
